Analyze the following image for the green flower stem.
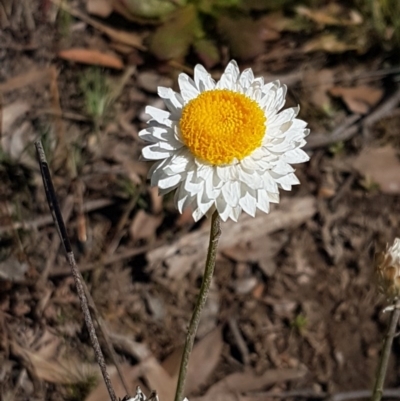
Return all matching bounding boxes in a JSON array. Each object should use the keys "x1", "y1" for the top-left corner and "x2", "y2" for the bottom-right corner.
[
  {"x1": 174, "y1": 210, "x2": 221, "y2": 401},
  {"x1": 371, "y1": 299, "x2": 400, "y2": 401}
]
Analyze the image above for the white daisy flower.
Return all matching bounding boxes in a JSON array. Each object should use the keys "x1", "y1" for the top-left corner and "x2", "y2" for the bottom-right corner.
[{"x1": 139, "y1": 60, "x2": 310, "y2": 222}]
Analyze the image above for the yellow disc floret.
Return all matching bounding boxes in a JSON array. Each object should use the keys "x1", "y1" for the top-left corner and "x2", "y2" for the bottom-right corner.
[{"x1": 179, "y1": 89, "x2": 266, "y2": 165}]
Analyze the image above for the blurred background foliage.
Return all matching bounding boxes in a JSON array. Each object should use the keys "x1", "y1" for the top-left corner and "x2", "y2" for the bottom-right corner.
[{"x1": 107, "y1": 0, "x2": 400, "y2": 64}]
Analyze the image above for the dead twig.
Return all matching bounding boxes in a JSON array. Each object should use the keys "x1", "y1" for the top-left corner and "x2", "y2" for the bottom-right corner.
[
  {"x1": 49, "y1": 241, "x2": 162, "y2": 277},
  {"x1": 228, "y1": 318, "x2": 250, "y2": 366},
  {"x1": 363, "y1": 88, "x2": 400, "y2": 137},
  {"x1": 305, "y1": 114, "x2": 361, "y2": 150},
  {"x1": 371, "y1": 300, "x2": 400, "y2": 401},
  {"x1": 0, "y1": 198, "x2": 113, "y2": 235},
  {"x1": 331, "y1": 389, "x2": 400, "y2": 401},
  {"x1": 34, "y1": 140, "x2": 118, "y2": 401},
  {"x1": 104, "y1": 183, "x2": 144, "y2": 257},
  {"x1": 246, "y1": 389, "x2": 400, "y2": 401},
  {"x1": 51, "y1": 0, "x2": 145, "y2": 50}
]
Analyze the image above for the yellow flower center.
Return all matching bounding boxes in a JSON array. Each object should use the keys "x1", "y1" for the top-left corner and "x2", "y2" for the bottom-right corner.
[{"x1": 179, "y1": 89, "x2": 266, "y2": 165}]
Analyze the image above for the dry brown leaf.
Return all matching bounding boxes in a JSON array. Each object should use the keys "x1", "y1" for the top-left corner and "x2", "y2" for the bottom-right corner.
[
  {"x1": 137, "y1": 71, "x2": 173, "y2": 94},
  {"x1": 1, "y1": 100, "x2": 30, "y2": 133},
  {"x1": 0, "y1": 68, "x2": 51, "y2": 93},
  {"x1": 1, "y1": 121, "x2": 35, "y2": 161},
  {"x1": 186, "y1": 327, "x2": 223, "y2": 393},
  {"x1": 147, "y1": 197, "x2": 316, "y2": 280},
  {"x1": 175, "y1": 207, "x2": 195, "y2": 227},
  {"x1": 0, "y1": 257, "x2": 29, "y2": 282},
  {"x1": 130, "y1": 209, "x2": 163, "y2": 241},
  {"x1": 304, "y1": 69, "x2": 335, "y2": 109},
  {"x1": 258, "y1": 12, "x2": 296, "y2": 33},
  {"x1": 206, "y1": 367, "x2": 307, "y2": 395},
  {"x1": 297, "y1": 4, "x2": 363, "y2": 26},
  {"x1": 352, "y1": 146, "x2": 400, "y2": 194},
  {"x1": 217, "y1": 16, "x2": 267, "y2": 60},
  {"x1": 141, "y1": 357, "x2": 176, "y2": 401},
  {"x1": 149, "y1": 186, "x2": 164, "y2": 214},
  {"x1": 58, "y1": 48, "x2": 124, "y2": 69},
  {"x1": 303, "y1": 34, "x2": 358, "y2": 53},
  {"x1": 162, "y1": 327, "x2": 223, "y2": 393},
  {"x1": 85, "y1": 364, "x2": 146, "y2": 401},
  {"x1": 86, "y1": 0, "x2": 113, "y2": 17},
  {"x1": 53, "y1": 0, "x2": 145, "y2": 50},
  {"x1": 11, "y1": 341, "x2": 99, "y2": 384},
  {"x1": 329, "y1": 85, "x2": 383, "y2": 114}
]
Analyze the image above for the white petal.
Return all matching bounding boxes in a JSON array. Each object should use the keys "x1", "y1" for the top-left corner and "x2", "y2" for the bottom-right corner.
[
  {"x1": 217, "y1": 60, "x2": 240, "y2": 89},
  {"x1": 261, "y1": 171, "x2": 279, "y2": 193},
  {"x1": 154, "y1": 140, "x2": 182, "y2": 152},
  {"x1": 192, "y1": 207, "x2": 206, "y2": 222},
  {"x1": 239, "y1": 68, "x2": 254, "y2": 90},
  {"x1": 266, "y1": 139, "x2": 295, "y2": 153},
  {"x1": 216, "y1": 165, "x2": 238, "y2": 181},
  {"x1": 239, "y1": 189, "x2": 257, "y2": 217},
  {"x1": 268, "y1": 191, "x2": 280, "y2": 203},
  {"x1": 194, "y1": 64, "x2": 216, "y2": 91},
  {"x1": 194, "y1": 163, "x2": 214, "y2": 181},
  {"x1": 178, "y1": 73, "x2": 200, "y2": 102},
  {"x1": 273, "y1": 85, "x2": 288, "y2": 112},
  {"x1": 240, "y1": 155, "x2": 263, "y2": 170},
  {"x1": 147, "y1": 158, "x2": 168, "y2": 179},
  {"x1": 274, "y1": 173, "x2": 300, "y2": 190},
  {"x1": 164, "y1": 154, "x2": 190, "y2": 175},
  {"x1": 263, "y1": 85, "x2": 287, "y2": 115},
  {"x1": 271, "y1": 159, "x2": 295, "y2": 175},
  {"x1": 268, "y1": 107, "x2": 298, "y2": 127},
  {"x1": 197, "y1": 192, "x2": 214, "y2": 214},
  {"x1": 238, "y1": 168, "x2": 262, "y2": 188},
  {"x1": 184, "y1": 173, "x2": 203, "y2": 195},
  {"x1": 262, "y1": 80, "x2": 280, "y2": 95},
  {"x1": 145, "y1": 106, "x2": 172, "y2": 127},
  {"x1": 139, "y1": 126, "x2": 177, "y2": 144},
  {"x1": 175, "y1": 184, "x2": 194, "y2": 213},
  {"x1": 282, "y1": 148, "x2": 310, "y2": 163},
  {"x1": 219, "y1": 208, "x2": 233, "y2": 222},
  {"x1": 246, "y1": 82, "x2": 262, "y2": 101},
  {"x1": 221, "y1": 181, "x2": 240, "y2": 207},
  {"x1": 142, "y1": 144, "x2": 173, "y2": 160},
  {"x1": 158, "y1": 87, "x2": 184, "y2": 118},
  {"x1": 153, "y1": 169, "x2": 182, "y2": 189},
  {"x1": 204, "y1": 174, "x2": 221, "y2": 199},
  {"x1": 256, "y1": 190, "x2": 270, "y2": 214},
  {"x1": 229, "y1": 205, "x2": 242, "y2": 222},
  {"x1": 216, "y1": 195, "x2": 230, "y2": 221}
]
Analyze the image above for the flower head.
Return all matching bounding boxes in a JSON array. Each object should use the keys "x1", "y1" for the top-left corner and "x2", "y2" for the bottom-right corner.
[
  {"x1": 139, "y1": 61, "x2": 309, "y2": 222},
  {"x1": 375, "y1": 238, "x2": 400, "y2": 299}
]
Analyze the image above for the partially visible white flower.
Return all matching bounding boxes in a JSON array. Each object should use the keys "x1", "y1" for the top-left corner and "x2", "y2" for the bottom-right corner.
[
  {"x1": 140, "y1": 60, "x2": 309, "y2": 222},
  {"x1": 375, "y1": 238, "x2": 400, "y2": 299},
  {"x1": 122, "y1": 388, "x2": 188, "y2": 401},
  {"x1": 123, "y1": 387, "x2": 180, "y2": 401}
]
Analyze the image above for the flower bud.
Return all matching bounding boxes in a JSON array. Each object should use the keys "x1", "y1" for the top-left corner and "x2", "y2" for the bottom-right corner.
[{"x1": 375, "y1": 238, "x2": 400, "y2": 299}]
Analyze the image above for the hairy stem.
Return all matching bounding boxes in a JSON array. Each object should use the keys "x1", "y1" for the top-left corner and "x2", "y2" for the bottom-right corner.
[
  {"x1": 371, "y1": 300, "x2": 400, "y2": 401},
  {"x1": 174, "y1": 211, "x2": 221, "y2": 401}
]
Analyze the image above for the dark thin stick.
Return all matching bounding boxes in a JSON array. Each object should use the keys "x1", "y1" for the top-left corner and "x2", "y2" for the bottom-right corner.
[{"x1": 34, "y1": 140, "x2": 118, "y2": 401}]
